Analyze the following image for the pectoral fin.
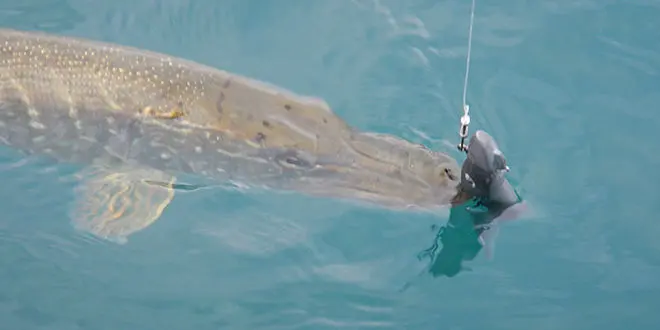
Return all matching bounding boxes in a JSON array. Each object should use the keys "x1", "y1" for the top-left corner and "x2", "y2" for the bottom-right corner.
[{"x1": 70, "y1": 166, "x2": 176, "y2": 244}]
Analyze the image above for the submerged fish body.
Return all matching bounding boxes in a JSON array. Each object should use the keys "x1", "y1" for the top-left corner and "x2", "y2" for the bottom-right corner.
[{"x1": 0, "y1": 28, "x2": 461, "y2": 243}]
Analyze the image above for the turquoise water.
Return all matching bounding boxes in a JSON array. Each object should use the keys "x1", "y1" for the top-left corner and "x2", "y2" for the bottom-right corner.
[{"x1": 1, "y1": 0, "x2": 659, "y2": 329}]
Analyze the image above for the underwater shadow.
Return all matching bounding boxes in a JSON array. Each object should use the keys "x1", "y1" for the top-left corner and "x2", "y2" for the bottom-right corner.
[{"x1": 417, "y1": 197, "x2": 496, "y2": 278}]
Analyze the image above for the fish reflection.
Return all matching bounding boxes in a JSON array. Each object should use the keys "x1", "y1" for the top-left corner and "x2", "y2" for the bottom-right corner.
[
  {"x1": 417, "y1": 187, "x2": 527, "y2": 278},
  {"x1": 418, "y1": 197, "x2": 494, "y2": 277}
]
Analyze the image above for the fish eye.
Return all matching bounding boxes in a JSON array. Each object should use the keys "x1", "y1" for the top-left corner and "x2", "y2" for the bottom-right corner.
[
  {"x1": 443, "y1": 167, "x2": 457, "y2": 181},
  {"x1": 416, "y1": 143, "x2": 431, "y2": 151},
  {"x1": 274, "y1": 150, "x2": 314, "y2": 170}
]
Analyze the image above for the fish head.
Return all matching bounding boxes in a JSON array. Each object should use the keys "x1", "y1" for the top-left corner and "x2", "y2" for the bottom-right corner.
[
  {"x1": 347, "y1": 132, "x2": 463, "y2": 208},
  {"x1": 417, "y1": 147, "x2": 463, "y2": 205}
]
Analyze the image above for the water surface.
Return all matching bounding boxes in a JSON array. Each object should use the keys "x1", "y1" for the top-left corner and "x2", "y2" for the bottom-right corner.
[{"x1": 1, "y1": 0, "x2": 659, "y2": 329}]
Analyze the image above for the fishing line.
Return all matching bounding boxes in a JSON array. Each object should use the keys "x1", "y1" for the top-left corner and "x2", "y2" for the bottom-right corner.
[{"x1": 457, "y1": 0, "x2": 476, "y2": 153}]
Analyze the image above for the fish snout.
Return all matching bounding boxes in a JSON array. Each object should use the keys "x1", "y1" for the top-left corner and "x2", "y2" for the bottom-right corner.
[{"x1": 467, "y1": 130, "x2": 508, "y2": 173}]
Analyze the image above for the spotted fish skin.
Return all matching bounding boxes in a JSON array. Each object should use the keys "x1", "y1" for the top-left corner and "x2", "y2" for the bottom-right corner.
[
  {"x1": 0, "y1": 28, "x2": 461, "y2": 211},
  {"x1": 0, "y1": 29, "x2": 353, "y2": 153},
  {"x1": 0, "y1": 29, "x2": 348, "y2": 179}
]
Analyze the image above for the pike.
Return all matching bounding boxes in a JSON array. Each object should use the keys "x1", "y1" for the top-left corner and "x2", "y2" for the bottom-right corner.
[{"x1": 0, "y1": 29, "x2": 461, "y2": 243}]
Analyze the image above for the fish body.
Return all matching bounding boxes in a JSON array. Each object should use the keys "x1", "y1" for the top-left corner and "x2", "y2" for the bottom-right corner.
[{"x1": 0, "y1": 29, "x2": 461, "y2": 243}]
